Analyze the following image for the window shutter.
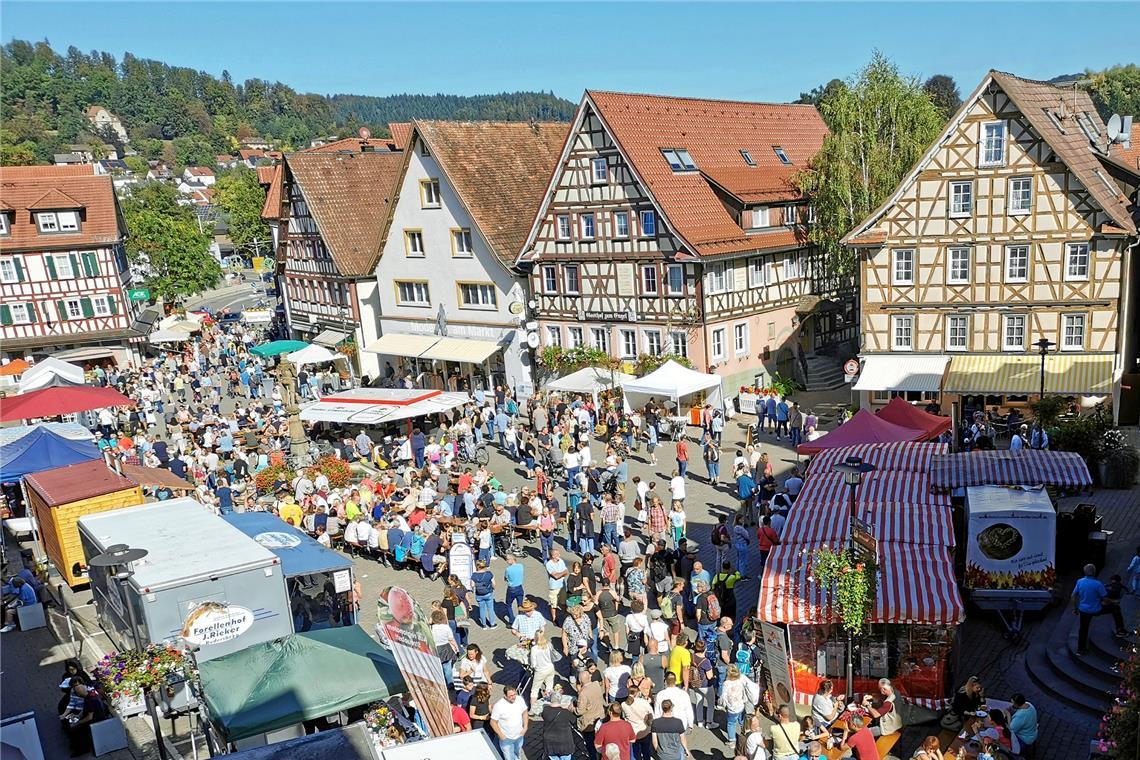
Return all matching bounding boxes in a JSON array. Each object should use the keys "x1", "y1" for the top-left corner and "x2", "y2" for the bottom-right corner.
[
  {"x1": 0, "y1": 306, "x2": 11, "y2": 326},
  {"x1": 45, "y1": 256, "x2": 58, "y2": 280},
  {"x1": 81, "y1": 297, "x2": 94, "y2": 318},
  {"x1": 26, "y1": 303, "x2": 37, "y2": 323},
  {"x1": 70, "y1": 253, "x2": 80, "y2": 277},
  {"x1": 82, "y1": 252, "x2": 94, "y2": 277},
  {"x1": 57, "y1": 300, "x2": 68, "y2": 320},
  {"x1": 13, "y1": 258, "x2": 24, "y2": 282},
  {"x1": 107, "y1": 295, "x2": 117, "y2": 315}
]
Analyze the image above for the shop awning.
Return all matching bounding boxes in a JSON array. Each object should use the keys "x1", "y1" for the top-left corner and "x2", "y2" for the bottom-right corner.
[
  {"x1": 0, "y1": 385, "x2": 134, "y2": 423},
  {"x1": 419, "y1": 336, "x2": 502, "y2": 363},
  {"x1": 794, "y1": 470, "x2": 944, "y2": 506},
  {"x1": 52, "y1": 346, "x2": 117, "y2": 362},
  {"x1": 312, "y1": 329, "x2": 348, "y2": 348},
  {"x1": 806, "y1": 442, "x2": 948, "y2": 476},
  {"x1": 299, "y1": 388, "x2": 470, "y2": 426},
  {"x1": 362, "y1": 333, "x2": 440, "y2": 359},
  {"x1": 943, "y1": 353, "x2": 1114, "y2": 395},
  {"x1": 759, "y1": 543, "x2": 964, "y2": 625},
  {"x1": 853, "y1": 355, "x2": 949, "y2": 392},
  {"x1": 120, "y1": 463, "x2": 196, "y2": 492},
  {"x1": 929, "y1": 450, "x2": 1092, "y2": 490}
]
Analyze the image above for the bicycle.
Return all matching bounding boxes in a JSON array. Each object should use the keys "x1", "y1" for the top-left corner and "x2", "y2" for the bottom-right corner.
[{"x1": 456, "y1": 438, "x2": 490, "y2": 466}]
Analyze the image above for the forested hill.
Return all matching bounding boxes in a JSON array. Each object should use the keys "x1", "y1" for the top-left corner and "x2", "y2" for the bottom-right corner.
[
  {"x1": 329, "y1": 92, "x2": 575, "y2": 125},
  {"x1": 0, "y1": 39, "x2": 574, "y2": 166}
]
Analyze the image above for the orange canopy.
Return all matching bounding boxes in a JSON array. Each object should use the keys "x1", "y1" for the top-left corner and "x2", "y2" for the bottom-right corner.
[{"x1": 0, "y1": 359, "x2": 31, "y2": 377}]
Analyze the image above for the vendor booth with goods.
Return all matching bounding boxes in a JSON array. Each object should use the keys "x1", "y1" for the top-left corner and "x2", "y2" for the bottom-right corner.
[
  {"x1": 759, "y1": 442, "x2": 964, "y2": 709},
  {"x1": 620, "y1": 360, "x2": 723, "y2": 430}
]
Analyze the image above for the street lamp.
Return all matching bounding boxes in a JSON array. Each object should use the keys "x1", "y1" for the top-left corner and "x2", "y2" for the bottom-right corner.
[
  {"x1": 1035, "y1": 338, "x2": 1055, "y2": 399},
  {"x1": 832, "y1": 455, "x2": 876, "y2": 703},
  {"x1": 88, "y1": 545, "x2": 169, "y2": 760}
]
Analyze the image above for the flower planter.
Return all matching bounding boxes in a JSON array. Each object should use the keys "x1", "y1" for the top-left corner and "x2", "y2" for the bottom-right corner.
[{"x1": 112, "y1": 691, "x2": 147, "y2": 718}]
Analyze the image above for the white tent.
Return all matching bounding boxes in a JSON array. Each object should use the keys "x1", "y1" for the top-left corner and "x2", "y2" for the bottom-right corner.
[
  {"x1": 620, "y1": 360, "x2": 723, "y2": 412},
  {"x1": 18, "y1": 358, "x2": 85, "y2": 393},
  {"x1": 546, "y1": 366, "x2": 636, "y2": 406},
  {"x1": 286, "y1": 344, "x2": 341, "y2": 366},
  {"x1": 148, "y1": 328, "x2": 193, "y2": 345},
  {"x1": 299, "y1": 388, "x2": 470, "y2": 426}
]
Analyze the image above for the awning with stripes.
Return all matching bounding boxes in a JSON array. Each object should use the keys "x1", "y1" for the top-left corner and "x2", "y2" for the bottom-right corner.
[
  {"x1": 929, "y1": 450, "x2": 1093, "y2": 490},
  {"x1": 943, "y1": 354, "x2": 1114, "y2": 395}
]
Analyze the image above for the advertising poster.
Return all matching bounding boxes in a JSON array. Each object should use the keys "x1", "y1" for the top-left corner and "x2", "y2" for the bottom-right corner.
[
  {"x1": 760, "y1": 622, "x2": 796, "y2": 709},
  {"x1": 966, "y1": 486, "x2": 1057, "y2": 590},
  {"x1": 374, "y1": 586, "x2": 452, "y2": 738}
]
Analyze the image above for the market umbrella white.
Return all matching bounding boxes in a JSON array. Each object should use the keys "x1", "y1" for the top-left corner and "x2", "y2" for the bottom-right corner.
[
  {"x1": 620, "y1": 360, "x2": 723, "y2": 411},
  {"x1": 299, "y1": 388, "x2": 470, "y2": 426},
  {"x1": 148, "y1": 328, "x2": 193, "y2": 345},
  {"x1": 18, "y1": 357, "x2": 85, "y2": 393},
  {"x1": 546, "y1": 366, "x2": 636, "y2": 407},
  {"x1": 286, "y1": 344, "x2": 341, "y2": 367}
]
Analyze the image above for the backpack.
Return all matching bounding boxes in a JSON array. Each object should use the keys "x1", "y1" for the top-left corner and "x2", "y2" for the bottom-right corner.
[
  {"x1": 705, "y1": 592, "x2": 721, "y2": 622},
  {"x1": 688, "y1": 656, "x2": 706, "y2": 689},
  {"x1": 712, "y1": 524, "x2": 729, "y2": 546},
  {"x1": 658, "y1": 593, "x2": 674, "y2": 619},
  {"x1": 473, "y1": 572, "x2": 493, "y2": 597},
  {"x1": 651, "y1": 555, "x2": 671, "y2": 584}
]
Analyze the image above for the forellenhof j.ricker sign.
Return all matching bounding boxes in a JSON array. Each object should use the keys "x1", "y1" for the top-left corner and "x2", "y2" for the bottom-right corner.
[{"x1": 181, "y1": 602, "x2": 255, "y2": 645}]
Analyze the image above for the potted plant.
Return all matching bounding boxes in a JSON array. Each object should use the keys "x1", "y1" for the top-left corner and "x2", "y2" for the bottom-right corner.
[
  {"x1": 364, "y1": 700, "x2": 407, "y2": 750},
  {"x1": 812, "y1": 547, "x2": 878, "y2": 634},
  {"x1": 93, "y1": 644, "x2": 186, "y2": 718},
  {"x1": 307, "y1": 454, "x2": 354, "y2": 489},
  {"x1": 1098, "y1": 429, "x2": 1139, "y2": 489}
]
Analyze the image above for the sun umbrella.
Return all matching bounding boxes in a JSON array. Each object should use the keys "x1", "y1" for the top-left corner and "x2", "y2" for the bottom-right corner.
[
  {"x1": 0, "y1": 358, "x2": 31, "y2": 377},
  {"x1": 286, "y1": 344, "x2": 339, "y2": 366},
  {"x1": 0, "y1": 385, "x2": 134, "y2": 423},
  {"x1": 250, "y1": 340, "x2": 310, "y2": 358}
]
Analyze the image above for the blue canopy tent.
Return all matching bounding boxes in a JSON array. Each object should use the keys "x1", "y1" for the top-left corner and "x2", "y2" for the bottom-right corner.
[
  {"x1": 221, "y1": 513, "x2": 355, "y2": 630},
  {"x1": 0, "y1": 426, "x2": 101, "y2": 481}
]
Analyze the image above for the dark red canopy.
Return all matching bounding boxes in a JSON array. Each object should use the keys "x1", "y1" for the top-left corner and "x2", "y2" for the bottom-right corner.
[
  {"x1": 0, "y1": 385, "x2": 134, "y2": 422},
  {"x1": 796, "y1": 408, "x2": 926, "y2": 455},
  {"x1": 875, "y1": 396, "x2": 952, "y2": 440}
]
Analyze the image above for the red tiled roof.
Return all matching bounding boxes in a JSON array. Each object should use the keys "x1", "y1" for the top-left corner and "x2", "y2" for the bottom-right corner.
[
  {"x1": 283, "y1": 151, "x2": 406, "y2": 276},
  {"x1": 304, "y1": 137, "x2": 395, "y2": 153},
  {"x1": 216, "y1": 154, "x2": 234, "y2": 163},
  {"x1": 261, "y1": 165, "x2": 284, "y2": 221},
  {"x1": 0, "y1": 165, "x2": 95, "y2": 178},
  {"x1": 586, "y1": 91, "x2": 827, "y2": 256},
  {"x1": 25, "y1": 459, "x2": 137, "y2": 507},
  {"x1": 388, "y1": 122, "x2": 412, "y2": 150},
  {"x1": 186, "y1": 166, "x2": 214, "y2": 177},
  {"x1": 238, "y1": 149, "x2": 265, "y2": 160},
  {"x1": 256, "y1": 166, "x2": 277, "y2": 185},
  {"x1": 414, "y1": 120, "x2": 570, "y2": 266},
  {"x1": 0, "y1": 167, "x2": 124, "y2": 252},
  {"x1": 1111, "y1": 123, "x2": 1140, "y2": 170}
]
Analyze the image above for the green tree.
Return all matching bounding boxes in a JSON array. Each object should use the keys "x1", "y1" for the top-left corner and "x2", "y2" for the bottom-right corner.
[
  {"x1": 796, "y1": 78, "x2": 846, "y2": 107},
  {"x1": 215, "y1": 167, "x2": 271, "y2": 250},
  {"x1": 0, "y1": 129, "x2": 38, "y2": 165},
  {"x1": 796, "y1": 52, "x2": 946, "y2": 279},
  {"x1": 171, "y1": 135, "x2": 215, "y2": 168},
  {"x1": 122, "y1": 184, "x2": 220, "y2": 301},
  {"x1": 1082, "y1": 64, "x2": 1140, "y2": 121},
  {"x1": 923, "y1": 74, "x2": 962, "y2": 117}
]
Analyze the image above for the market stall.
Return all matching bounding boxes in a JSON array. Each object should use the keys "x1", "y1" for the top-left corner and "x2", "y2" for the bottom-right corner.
[
  {"x1": 299, "y1": 388, "x2": 470, "y2": 427},
  {"x1": 546, "y1": 366, "x2": 636, "y2": 408},
  {"x1": 196, "y1": 626, "x2": 406, "y2": 749},
  {"x1": 0, "y1": 385, "x2": 134, "y2": 422},
  {"x1": 0, "y1": 426, "x2": 102, "y2": 481},
  {"x1": 17, "y1": 357, "x2": 86, "y2": 393},
  {"x1": 25, "y1": 459, "x2": 143, "y2": 587},
  {"x1": 222, "y1": 512, "x2": 357, "y2": 630},
  {"x1": 796, "y1": 408, "x2": 927, "y2": 456},
  {"x1": 929, "y1": 450, "x2": 1092, "y2": 491},
  {"x1": 120, "y1": 463, "x2": 197, "y2": 497},
  {"x1": 874, "y1": 396, "x2": 951, "y2": 439},
  {"x1": 759, "y1": 442, "x2": 963, "y2": 709},
  {"x1": 620, "y1": 360, "x2": 723, "y2": 424}
]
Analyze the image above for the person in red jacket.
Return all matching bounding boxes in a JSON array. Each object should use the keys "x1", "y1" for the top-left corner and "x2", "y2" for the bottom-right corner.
[{"x1": 756, "y1": 514, "x2": 780, "y2": 570}]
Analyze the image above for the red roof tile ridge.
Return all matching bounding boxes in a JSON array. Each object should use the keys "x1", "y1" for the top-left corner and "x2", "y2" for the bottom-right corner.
[{"x1": 587, "y1": 89, "x2": 819, "y2": 110}]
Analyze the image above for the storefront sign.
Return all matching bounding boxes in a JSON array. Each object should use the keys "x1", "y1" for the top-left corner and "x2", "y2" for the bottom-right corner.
[
  {"x1": 333, "y1": 569, "x2": 351, "y2": 594},
  {"x1": 375, "y1": 587, "x2": 452, "y2": 738},
  {"x1": 582, "y1": 310, "x2": 626, "y2": 321},
  {"x1": 181, "y1": 602, "x2": 254, "y2": 645},
  {"x1": 760, "y1": 622, "x2": 796, "y2": 708},
  {"x1": 127, "y1": 288, "x2": 151, "y2": 302}
]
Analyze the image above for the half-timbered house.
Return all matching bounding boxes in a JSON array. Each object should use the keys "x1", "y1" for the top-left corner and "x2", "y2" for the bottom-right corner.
[
  {"x1": 516, "y1": 91, "x2": 850, "y2": 394},
  {"x1": 366, "y1": 120, "x2": 567, "y2": 393},
  {"x1": 0, "y1": 165, "x2": 141, "y2": 366},
  {"x1": 272, "y1": 147, "x2": 405, "y2": 380},
  {"x1": 844, "y1": 71, "x2": 1140, "y2": 421}
]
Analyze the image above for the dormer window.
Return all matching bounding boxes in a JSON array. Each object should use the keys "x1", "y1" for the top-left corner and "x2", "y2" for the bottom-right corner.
[
  {"x1": 37, "y1": 211, "x2": 79, "y2": 233},
  {"x1": 773, "y1": 146, "x2": 792, "y2": 165},
  {"x1": 0, "y1": 213, "x2": 8, "y2": 236},
  {"x1": 661, "y1": 149, "x2": 697, "y2": 172},
  {"x1": 751, "y1": 207, "x2": 770, "y2": 229},
  {"x1": 740, "y1": 149, "x2": 756, "y2": 167}
]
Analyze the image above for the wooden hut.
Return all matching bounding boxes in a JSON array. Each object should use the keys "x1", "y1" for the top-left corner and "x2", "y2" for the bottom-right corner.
[{"x1": 25, "y1": 459, "x2": 143, "y2": 587}]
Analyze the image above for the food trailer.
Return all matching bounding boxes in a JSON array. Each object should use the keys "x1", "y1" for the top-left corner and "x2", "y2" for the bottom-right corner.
[
  {"x1": 965, "y1": 485, "x2": 1057, "y2": 638},
  {"x1": 24, "y1": 459, "x2": 143, "y2": 587},
  {"x1": 222, "y1": 512, "x2": 357, "y2": 630},
  {"x1": 78, "y1": 498, "x2": 293, "y2": 662}
]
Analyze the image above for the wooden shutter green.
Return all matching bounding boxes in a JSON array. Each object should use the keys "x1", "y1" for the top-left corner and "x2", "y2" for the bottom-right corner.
[
  {"x1": 0, "y1": 306, "x2": 11, "y2": 326},
  {"x1": 81, "y1": 252, "x2": 93, "y2": 277},
  {"x1": 81, "y1": 297, "x2": 94, "y2": 317},
  {"x1": 45, "y1": 256, "x2": 57, "y2": 280},
  {"x1": 86, "y1": 252, "x2": 100, "y2": 276},
  {"x1": 26, "y1": 303, "x2": 37, "y2": 323},
  {"x1": 13, "y1": 258, "x2": 24, "y2": 282},
  {"x1": 69, "y1": 254, "x2": 80, "y2": 278},
  {"x1": 57, "y1": 300, "x2": 68, "y2": 320},
  {"x1": 106, "y1": 295, "x2": 117, "y2": 315}
]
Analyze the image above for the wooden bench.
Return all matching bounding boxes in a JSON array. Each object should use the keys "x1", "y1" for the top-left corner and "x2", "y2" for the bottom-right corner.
[{"x1": 876, "y1": 732, "x2": 900, "y2": 756}]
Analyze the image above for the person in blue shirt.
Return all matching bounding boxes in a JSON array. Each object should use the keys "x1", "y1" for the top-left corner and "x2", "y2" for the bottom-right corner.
[
  {"x1": 1, "y1": 577, "x2": 39, "y2": 632},
  {"x1": 1008, "y1": 693, "x2": 1037, "y2": 751},
  {"x1": 775, "y1": 398, "x2": 790, "y2": 440},
  {"x1": 215, "y1": 479, "x2": 234, "y2": 515},
  {"x1": 1072, "y1": 563, "x2": 1126, "y2": 655},
  {"x1": 764, "y1": 394, "x2": 778, "y2": 434},
  {"x1": 502, "y1": 554, "x2": 526, "y2": 624},
  {"x1": 495, "y1": 409, "x2": 510, "y2": 448}
]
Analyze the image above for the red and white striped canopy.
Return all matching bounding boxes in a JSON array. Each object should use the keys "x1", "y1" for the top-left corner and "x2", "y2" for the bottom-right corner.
[
  {"x1": 780, "y1": 501, "x2": 955, "y2": 548},
  {"x1": 807, "y1": 442, "x2": 948, "y2": 477},
  {"x1": 795, "y1": 471, "x2": 944, "y2": 506},
  {"x1": 929, "y1": 450, "x2": 1091, "y2": 490},
  {"x1": 759, "y1": 543, "x2": 964, "y2": 626}
]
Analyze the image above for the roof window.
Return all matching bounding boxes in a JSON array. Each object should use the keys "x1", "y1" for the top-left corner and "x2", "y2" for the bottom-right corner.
[
  {"x1": 773, "y1": 146, "x2": 792, "y2": 165},
  {"x1": 661, "y1": 149, "x2": 697, "y2": 172},
  {"x1": 740, "y1": 149, "x2": 756, "y2": 166}
]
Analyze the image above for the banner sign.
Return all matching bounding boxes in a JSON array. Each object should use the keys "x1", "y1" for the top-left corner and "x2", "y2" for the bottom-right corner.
[
  {"x1": 181, "y1": 602, "x2": 254, "y2": 646},
  {"x1": 760, "y1": 622, "x2": 796, "y2": 709},
  {"x1": 375, "y1": 586, "x2": 452, "y2": 738}
]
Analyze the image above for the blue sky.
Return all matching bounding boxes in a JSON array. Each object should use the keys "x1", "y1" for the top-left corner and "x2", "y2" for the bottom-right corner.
[{"x1": 4, "y1": 2, "x2": 1137, "y2": 102}]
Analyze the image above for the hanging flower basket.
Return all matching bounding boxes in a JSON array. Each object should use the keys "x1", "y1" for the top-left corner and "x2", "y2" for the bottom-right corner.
[
  {"x1": 93, "y1": 644, "x2": 186, "y2": 718},
  {"x1": 112, "y1": 690, "x2": 147, "y2": 718},
  {"x1": 811, "y1": 547, "x2": 878, "y2": 635}
]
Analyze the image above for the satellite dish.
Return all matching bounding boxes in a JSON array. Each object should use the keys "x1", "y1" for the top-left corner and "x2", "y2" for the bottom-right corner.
[
  {"x1": 526, "y1": 332, "x2": 540, "y2": 349},
  {"x1": 88, "y1": 546, "x2": 149, "y2": 567},
  {"x1": 359, "y1": 127, "x2": 372, "y2": 140},
  {"x1": 1107, "y1": 114, "x2": 1122, "y2": 142}
]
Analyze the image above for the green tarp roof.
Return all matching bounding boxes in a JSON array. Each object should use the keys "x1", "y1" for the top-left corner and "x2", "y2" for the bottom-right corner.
[
  {"x1": 198, "y1": 627, "x2": 406, "y2": 741},
  {"x1": 250, "y1": 340, "x2": 310, "y2": 357}
]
